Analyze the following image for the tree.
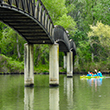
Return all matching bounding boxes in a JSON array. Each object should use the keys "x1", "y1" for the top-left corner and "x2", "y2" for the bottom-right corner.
[
  {"x1": 88, "y1": 21, "x2": 110, "y2": 62},
  {"x1": 0, "y1": 26, "x2": 26, "y2": 61},
  {"x1": 42, "y1": 0, "x2": 76, "y2": 31}
]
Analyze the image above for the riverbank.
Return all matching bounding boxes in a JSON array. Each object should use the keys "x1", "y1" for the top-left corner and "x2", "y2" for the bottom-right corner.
[
  {"x1": 0, "y1": 54, "x2": 24, "y2": 73},
  {"x1": 0, "y1": 54, "x2": 66, "y2": 74},
  {"x1": 0, "y1": 54, "x2": 110, "y2": 75},
  {"x1": 0, "y1": 71, "x2": 110, "y2": 75}
]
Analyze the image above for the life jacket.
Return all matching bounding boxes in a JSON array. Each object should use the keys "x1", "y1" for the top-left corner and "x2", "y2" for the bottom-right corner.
[
  {"x1": 97, "y1": 72, "x2": 102, "y2": 77},
  {"x1": 90, "y1": 72, "x2": 93, "y2": 75}
]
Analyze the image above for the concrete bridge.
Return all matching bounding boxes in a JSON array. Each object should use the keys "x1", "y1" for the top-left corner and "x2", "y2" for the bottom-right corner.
[{"x1": 0, "y1": 0, "x2": 76, "y2": 87}]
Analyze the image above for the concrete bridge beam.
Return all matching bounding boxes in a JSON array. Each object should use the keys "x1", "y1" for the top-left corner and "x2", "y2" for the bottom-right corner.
[
  {"x1": 49, "y1": 43, "x2": 59, "y2": 87},
  {"x1": 24, "y1": 43, "x2": 34, "y2": 87}
]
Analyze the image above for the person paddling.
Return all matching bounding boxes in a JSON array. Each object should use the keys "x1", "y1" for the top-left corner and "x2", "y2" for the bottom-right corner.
[
  {"x1": 97, "y1": 70, "x2": 102, "y2": 77},
  {"x1": 87, "y1": 71, "x2": 92, "y2": 76},
  {"x1": 93, "y1": 69, "x2": 97, "y2": 76}
]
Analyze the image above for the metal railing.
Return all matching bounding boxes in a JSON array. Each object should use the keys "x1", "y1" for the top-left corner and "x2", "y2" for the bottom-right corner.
[
  {"x1": 54, "y1": 25, "x2": 70, "y2": 50},
  {"x1": 0, "y1": 0, "x2": 54, "y2": 38},
  {"x1": 70, "y1": 39, "x2": 76, "y2": 52},
  {"x1": 0, "y1": 0, "x2": 76, "y2": 52}
]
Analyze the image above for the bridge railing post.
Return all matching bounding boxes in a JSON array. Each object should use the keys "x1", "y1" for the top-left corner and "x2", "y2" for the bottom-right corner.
[
  {"x1": 8, "y1": 0, "x2": 12, "y2": 6},
  {"x1": 49, "y1": 43, "x2": 59, "y2": 87},
  {"x1": 39, "y1": 5, "x2": 42, "y2": 22},
  {"x1": 35, "y1": 0, "x2": 39, "y2": 19},
  {"x1": 32, "y1": 0, "x2": 35, "y2": 16},
  {"x1": 24, "y1": 43, "x2": 34, "y2": 87},
  {"x1": 42, "y1": 10, "x2": 45, "y2": 26}
]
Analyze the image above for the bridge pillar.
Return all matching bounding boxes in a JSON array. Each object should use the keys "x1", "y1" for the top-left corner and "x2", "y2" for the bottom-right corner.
[
  {"x1": 67, "y1": 52, "x2": 73, "y2": 77},
  {"x1": 49, "y1": 43, "x2": 59, "y2": 87},
  {"x1": 64, "y1": 55, "x2": 67, "y2": 69},
  {"x1": 24, "y1": 43, "x2": 34, "y2": 87},
  {"x1": 70, "y1": 51, "x2": 73, "y2": 76}
]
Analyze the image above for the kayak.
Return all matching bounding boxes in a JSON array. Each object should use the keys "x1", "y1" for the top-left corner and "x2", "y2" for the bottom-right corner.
[{"x1": 80, "y1": 75, "x2": 106, "y2": 79}]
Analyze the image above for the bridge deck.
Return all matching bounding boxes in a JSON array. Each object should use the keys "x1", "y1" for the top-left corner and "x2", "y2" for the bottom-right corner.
[
  {"x1": 0, "y1": 7, "x2": 52, "y2": 44},
  {"x1": 0, "y1": 0, "x2": 76, "y2": 53}
]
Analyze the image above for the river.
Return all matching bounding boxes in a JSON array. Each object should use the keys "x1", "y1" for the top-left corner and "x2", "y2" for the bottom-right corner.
[{"x1": 0, "y1": 74, "x2": 110, "y2": 110}]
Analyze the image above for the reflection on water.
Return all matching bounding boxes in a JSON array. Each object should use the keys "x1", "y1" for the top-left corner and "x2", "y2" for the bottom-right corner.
[
  {"x1": 24, "y1": 77, "x2": 74, "y2": 110},
  {"x1": 24, "y1": 87, "x2": 34, "y2": 110},
  {"x1": 24, "y1": 86, "x2": 60, "y2": 110},
  {"x1": 67, "y1": 78, "x2": 73, "y2": 108},
  {"x1": 87, "y1": 78, "x2": 103, "y2": 87},
  {"x1": 87, "y1": 78, "x2": 103, "y2": 92},
  {"x1": 49, "y1": 88, "x2": 59, "y2": 110},
  {"x1": 64, "y1": 77, "x2": 73, "y2": 109},
  {"x1": 1, "y1": 75, "x2": 110, "y2": 110}
]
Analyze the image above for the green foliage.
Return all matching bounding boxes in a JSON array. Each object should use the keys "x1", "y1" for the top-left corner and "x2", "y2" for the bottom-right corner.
[
  {"x1": 34, "y1": 44, "x2": 49, "y2": 65},
  {"x1": 34, "y1": 64, "x2": 49, "y2": 73},
  {"x1": 1, "y1": 0, "x2": 110, "y2": 72},
  {"x1": 0, "y1": 25, "x2": 26, "y2": 61},
  {"x1": 42, "y1": 0, "x2": 68, "y2": 21},
  {"x1": 88, "y1": 21, "x2": 110, "y2": 48},
  {"x1": 42, "y1": 0, "x2": 76, "y2": 33},
  {"x1": 65, "y1": 0, "x2": 110, "y2": 72},
  {"x1": 0, "y1": 54, "x2": 24, "y2": 73},
  {"x1": 55, "y1": 14, "x2": 76, "y2": 30}
]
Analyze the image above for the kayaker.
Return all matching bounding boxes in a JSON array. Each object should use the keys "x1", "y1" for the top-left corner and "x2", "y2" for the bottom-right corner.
[
  {"x1": 87, "y1": 71, "x2": 92, "y2": 76},
  {"x1": 95, "y1": 69, "x2": 97, "y2": 73},
  {"x1": 90, "y1": 72, "x2": 93, "y2": 76},
  {"x1": 97, "y1": 70, "x2": 102, "y2": 77},
  {"x1": 93, "y1": 69, "x2": 97, "y2": 76}
]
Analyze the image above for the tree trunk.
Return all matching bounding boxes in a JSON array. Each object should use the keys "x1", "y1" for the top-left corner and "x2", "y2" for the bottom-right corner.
[
  {"x1": 92, "y1": 53, "x2": 94, "y2": 62},
  {"x1": 16, "y1": 34, "x2": 21, "y2": 59}
]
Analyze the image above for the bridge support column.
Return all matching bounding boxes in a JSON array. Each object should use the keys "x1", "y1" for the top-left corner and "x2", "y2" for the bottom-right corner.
[
  {"x1": 67, "y1": 52, "x2": 73, "y2": 78},
  {"x1": 24, "y1": 43, "x2": 34, "y2": 87},
  {"x1": 64, "y1": 55, "x2": 67, "y2": 69},
  {"x1": 70, "y1": 51, "x2": 73, "y2": 76},
  {"x1": 49, "y1": 43, "x2": 59, "y2": 87}
]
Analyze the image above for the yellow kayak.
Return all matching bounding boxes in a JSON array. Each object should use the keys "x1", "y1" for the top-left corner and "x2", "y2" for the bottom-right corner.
[{"x1": 80, "y1": 75, "x2": 106, "y2": 79}]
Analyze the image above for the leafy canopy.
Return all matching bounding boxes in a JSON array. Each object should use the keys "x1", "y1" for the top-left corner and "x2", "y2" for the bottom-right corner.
[{"x1": 88, "y1": 21, "x2": 110, "y2": 48}]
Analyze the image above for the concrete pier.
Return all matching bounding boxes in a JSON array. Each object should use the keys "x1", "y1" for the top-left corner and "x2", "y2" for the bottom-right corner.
[
  {"x1": 49, "y1": 43, "x2": 59, "y2": 87},
  {"x1": 70, "y1": 51, "x2": 73, "y2": 76},
  {"x1": 24, "y1": 43, "x2": 34, "y2": 87},
  {"x1": 67, "y1": 52, "x2": 70, "y2": 77},
  {"x1": 63, "y1": 55, "x2": 67, "y2": 69},
  {"x1": 67, "y1": 52, "x2": 73, "y2": 77}
]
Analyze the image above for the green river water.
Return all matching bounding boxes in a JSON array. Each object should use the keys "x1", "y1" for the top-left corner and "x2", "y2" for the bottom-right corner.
[{"x1": 0, "y1": 74, "x2": 110, "y2": 110}]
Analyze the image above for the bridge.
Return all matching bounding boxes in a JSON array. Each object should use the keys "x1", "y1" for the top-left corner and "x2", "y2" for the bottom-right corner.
[{"x1": 0, "y1": 0, "x2": 76, "y2": 87}]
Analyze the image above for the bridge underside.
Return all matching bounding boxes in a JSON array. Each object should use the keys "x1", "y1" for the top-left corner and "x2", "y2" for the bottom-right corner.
[
  {"x1": 0, "y1": 1, "x2": 76, "y2": 87},
  {"x1": 0, "y1": 7, "x2": 52, "y2": 44},
  {"x1": 58, "y1": 42, "x2": 68, "y2": 52}
]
